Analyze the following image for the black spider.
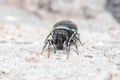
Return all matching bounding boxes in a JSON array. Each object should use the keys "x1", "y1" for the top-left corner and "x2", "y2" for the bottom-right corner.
[{"x1": 41, "y1": 20, "x2": 83, "y2": 59}]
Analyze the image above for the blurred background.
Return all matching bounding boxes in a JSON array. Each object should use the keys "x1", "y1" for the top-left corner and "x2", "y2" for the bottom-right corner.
[
  {"x1": 0, "y1": 0, "x2": 120, "y2": 80},
  {"x1": 0, "y1": 0, "x2": 120, "y2": 22},
  {"x1": 0, "y1": 0, "x2": 120, "y2": 30},
  {"x1": 0, "y1": 0, "x2": 120, "y2": 21}
]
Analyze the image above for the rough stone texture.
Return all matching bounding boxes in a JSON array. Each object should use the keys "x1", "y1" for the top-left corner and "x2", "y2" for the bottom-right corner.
[{"x1": 0, "y1": 0, "x2": 120, "y2": 80}]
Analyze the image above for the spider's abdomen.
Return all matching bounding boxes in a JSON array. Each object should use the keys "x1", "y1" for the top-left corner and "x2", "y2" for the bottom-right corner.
[
  {"x1": 53, "y1": 20, "x2": 78, "y2": 38},
  {"x1": 53, "y1": 20, "x2": 78, "y2": 31}
]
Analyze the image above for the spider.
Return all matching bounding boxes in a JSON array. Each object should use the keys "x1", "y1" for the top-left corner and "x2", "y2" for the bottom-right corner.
[{"x1": 41, "y1": 20, "x2": 83, "y2": 59}]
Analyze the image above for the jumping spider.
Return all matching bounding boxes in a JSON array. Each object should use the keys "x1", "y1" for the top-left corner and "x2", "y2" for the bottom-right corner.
[{"x1": 41, "y1": 20, "x2": 83, "y2": 59}]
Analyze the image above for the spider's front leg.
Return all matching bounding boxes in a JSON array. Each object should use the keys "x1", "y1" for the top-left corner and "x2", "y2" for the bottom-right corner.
[
  {"x1": 73, "y1": 40, "x2": 79, "y2": 55},
  {"x1": 41, "y1": 33, "x2": 51, "y2": 54},
  {"x1": 76, "y1": 33, "x2": 83, "y2": 46},
  {"x1": 53, "y1": 44, "x2": 57, "y2": 53},
  {"x1": 47, "y1": 40, "x2": 51, "y2": 58},
  {"x1": 66, "y1": 45, "x2": 70, "y2": 59},
  {"x1": 65, "y1": 32, "x2": 76, "y2": 59},
  {"x1": 41, "y1": 40, "x2": 48, "y2": 54},
  {"x1": 41, "y1": 39, "x2": 53, "y2": 58}
]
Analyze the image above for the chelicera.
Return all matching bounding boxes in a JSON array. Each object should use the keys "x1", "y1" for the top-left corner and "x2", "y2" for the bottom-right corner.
[{"x1": 41, "y1": 20, "x2": 83, "y2": 59}]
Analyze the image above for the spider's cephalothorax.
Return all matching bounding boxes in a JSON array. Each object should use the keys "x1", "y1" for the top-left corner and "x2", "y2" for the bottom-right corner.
[{"x1": 41, "y1": 20, "x2": 83, "y2": 59}]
